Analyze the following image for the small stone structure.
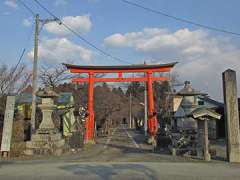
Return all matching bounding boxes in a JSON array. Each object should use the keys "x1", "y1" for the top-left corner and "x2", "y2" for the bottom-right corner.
[
  {"x1": 222, "y1": 69, "x2": 240, "y2": 163},
  {"x1": 25, "y1": 87, "x2": 65, "y2": 155},
  {"x1": 191, "y1": 108, "x2": 221, "y2": 161},
  {"x1": 172, "y1": 81, "x2": 221, "y2": 160}
]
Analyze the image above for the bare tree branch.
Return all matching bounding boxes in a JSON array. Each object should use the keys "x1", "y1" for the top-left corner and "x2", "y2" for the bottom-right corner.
[
  {"x1": 39, "y1": 65, "x2": 77, "y2": 89},
  {"x1": 39, "y1": 64, "x2": 105, "y2": 89},
  {"x1": 0, "y1": 63, "x2": 31, "y2": 96}
]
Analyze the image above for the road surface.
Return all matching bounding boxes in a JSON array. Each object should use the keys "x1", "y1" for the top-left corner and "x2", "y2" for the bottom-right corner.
[{"x1": 1, "y1": 126, "x2": 240, "y2": 180}]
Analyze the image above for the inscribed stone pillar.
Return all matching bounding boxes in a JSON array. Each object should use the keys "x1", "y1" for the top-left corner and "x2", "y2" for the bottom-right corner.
[
  {"x1": 222, "y1": 69, "x2": 240, "y2": 162},
  {"x1": 197, "y1": 121, "x2": 204, "y2": 158},
  {"x1": 197, "y1": 120, "x2": 211, "y2": 161},
  {"x1": 203, "y1": 120, "x2": 211, "y2": 161}
]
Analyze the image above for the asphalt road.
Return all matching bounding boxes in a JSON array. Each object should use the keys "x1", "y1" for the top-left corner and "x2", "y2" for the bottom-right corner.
[{"x1": 1, "y1": 126, "x2": 240, "y2": 180}]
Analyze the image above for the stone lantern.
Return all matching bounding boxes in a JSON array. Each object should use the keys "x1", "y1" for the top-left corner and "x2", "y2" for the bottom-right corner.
[
  {"x1": 176, "y1": 81, "x2": 206, "y2": 129},
  {"x1": 36, "y1": 87, "x2": 59, "y2": 134},
  {"x1": 25, "y1": 87, "x2": 65, "y2": 155},
  {"x1": 178, "y1": 81, "x2": 204, "y2": 113}
]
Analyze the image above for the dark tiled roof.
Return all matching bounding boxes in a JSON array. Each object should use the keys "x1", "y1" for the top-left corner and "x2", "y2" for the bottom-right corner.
[
  {"x1": 198, "y1": 96, "x2": 224, "y2": 108},
  {"x1": 16, "y1": 93, "x2": 41, "y2": 104},
  {"x1": 58, "y1": 92, "x2": 73, "y2": 105},
  {"x1": 17, "y1": 92, "x2": 73, "y2": 105}
]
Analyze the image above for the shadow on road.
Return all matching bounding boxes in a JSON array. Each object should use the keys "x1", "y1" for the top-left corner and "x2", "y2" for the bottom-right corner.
[{"x1": 59, "y1": 163, "x2": 158, "y2": 180}]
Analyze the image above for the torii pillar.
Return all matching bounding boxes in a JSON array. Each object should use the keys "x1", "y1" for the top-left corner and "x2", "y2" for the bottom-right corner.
[
  {"x1": 86, "y1": 72, "x2": 95, "y2": 143},
  {"x1": 147, "y1": 72, "x2": 158, "y2": 147}
]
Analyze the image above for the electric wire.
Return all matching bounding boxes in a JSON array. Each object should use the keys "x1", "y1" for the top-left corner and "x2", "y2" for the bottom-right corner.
[
  {"x1": 121, "y1": 0, "x2": 240, "y2": 36},
  {"x1": 18, "y1": 0, "x2": 36, "y2": 16},
  {"x1": 4, "y1": 20, "x2": 34, "y2": 94},
  {"x1": 33, "y1": 0, "x2": 132, "y2": 64},
  {"x1": 13, "y1": 21, "x2": 35, "y2": 71}
]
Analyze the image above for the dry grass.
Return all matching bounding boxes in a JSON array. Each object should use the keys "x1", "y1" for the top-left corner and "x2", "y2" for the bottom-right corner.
[
  {"x1": 10, "y1": 142, "x2": 26, "y2": 157},
  {"x1": 10, "y1": 113, "x2": 26, "y2": 157}
]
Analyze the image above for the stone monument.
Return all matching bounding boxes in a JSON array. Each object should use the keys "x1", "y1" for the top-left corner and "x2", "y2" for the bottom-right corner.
[
  {"x1": 1, "y1": 96, "x2": 15, "y2": 158},
  {"x1": 222, "y1": 69, "x2": 240, "y2": 163},
  {"x1": 25, "y1": 87, "x2": 65, "y2": 155}
]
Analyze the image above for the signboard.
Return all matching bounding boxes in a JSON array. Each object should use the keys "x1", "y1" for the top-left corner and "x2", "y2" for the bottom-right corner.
[{"x1": 1, "y1": 96, "x2": 15, "y2": 152}]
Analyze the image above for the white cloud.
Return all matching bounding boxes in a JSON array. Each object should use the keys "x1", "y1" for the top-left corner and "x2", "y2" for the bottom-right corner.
[
  {"x1": 45, "y1": 15, "x2": 92, "y2": 36},
  {"x1": 27, "y1": 38, "x2": 93, "y2": 64},
  {"x1": 104, "y1": 34, "x2": 127, "y2": 48},
  {"x1": 22, "y1": 18, "x2": 32, "y2": 27},
  {"x1": 104, "y1": 28, "x2": 240, "y2": 100},
  {"x1": 4, "y1": 0, "x2": 18, "y2": 9},
  {"x1": 104, "y1": 28, "x2": 208, "y2": 54}
]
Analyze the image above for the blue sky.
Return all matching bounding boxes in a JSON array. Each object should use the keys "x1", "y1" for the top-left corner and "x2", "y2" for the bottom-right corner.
[{"x1": 1, "y1": 0, "x2": 240, "y2": 100}]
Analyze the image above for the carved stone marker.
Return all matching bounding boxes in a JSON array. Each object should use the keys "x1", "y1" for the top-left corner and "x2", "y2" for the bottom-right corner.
[
  {"x1": 197, "y1": 120, "x2": 211, "y2": 161},
  {"x1": 1, "y1": 96, "x2": 15, "y2": 157},
  {"x1": 222, "y1": 69, "x2": 240, "y2": 162}
]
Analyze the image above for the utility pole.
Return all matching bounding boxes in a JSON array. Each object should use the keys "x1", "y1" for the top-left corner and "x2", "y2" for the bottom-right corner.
[
  {"x1": 30, "y1": 14, "x2": 61, "y2": 135},
  {"x1": 144, "y1": 61, "x2": 148, "y2": 136},
  {"x1": 129, "y1": 92, "x2": 132, "y2": 129},
  {"x1": 30, "y1": 14, "x2": 39, "y2": 134}
]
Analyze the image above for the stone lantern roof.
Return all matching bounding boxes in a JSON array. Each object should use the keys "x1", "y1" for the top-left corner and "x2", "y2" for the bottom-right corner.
[
  {"x1": 190, "y1": 108, "x2": 221, "y2": 120},
  {"x1": 36, "y1": 86, "x2": 58, "y2": 98},
  {"x1": 177, "y1": 81, "x2": 206, "y2": 96}
]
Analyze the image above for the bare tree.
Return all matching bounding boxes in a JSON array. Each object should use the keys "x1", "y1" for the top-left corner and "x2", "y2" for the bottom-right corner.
[
  {"x1": 39, "y1": 65, "x2": 74, "y2": 89},
  {"x1": 0, "y1": 63, "x2": 31, "y2": 95},
  {"x1": 0, "y1": 63, "x2": 31, "y2": 112},
  {"x1": 39, "y1": 65, "x2": 105, "y2": 90},
  {"x1": 170, "y1": 72, "x2": 183, "y2": 88}
]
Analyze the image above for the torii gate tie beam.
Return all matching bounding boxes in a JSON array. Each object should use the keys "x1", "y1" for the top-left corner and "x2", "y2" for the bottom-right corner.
[{"x1": 64, "y1": 63, "x2": 177, "y2": 144}]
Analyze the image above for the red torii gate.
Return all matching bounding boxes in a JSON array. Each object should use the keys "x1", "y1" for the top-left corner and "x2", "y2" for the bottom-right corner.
[{"x1": 64, "y1": 62, "x2": 177, "y2": 144}]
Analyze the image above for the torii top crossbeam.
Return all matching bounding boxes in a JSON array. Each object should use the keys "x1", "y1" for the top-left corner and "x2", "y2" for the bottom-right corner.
[
  {"x1": 64, "y1": 62, "x2": 177, "y2": 73},
  {"x1": 64, "y1": 62, "x2": 177, "y2": 144},
  {"x1": 64, "y1": 62, "x2": 177, "y2": 83}
]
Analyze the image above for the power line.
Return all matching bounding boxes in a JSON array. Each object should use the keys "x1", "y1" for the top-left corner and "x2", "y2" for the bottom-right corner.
[
  {"x1": 121, "y1": 0, "x2": 240, "y2": 36},
  {"x1": 33, "y1": 0, "x2": 131, "y2": 64},
  {"x1": 11, "y1": 49, "x2": 26, "y2": 75},
  {"x1": 13, "y1": 20, "x2": 34, "y2": 71},
  {"x1": 18, "y1": 0, "x2": 36, "y2": 16}
]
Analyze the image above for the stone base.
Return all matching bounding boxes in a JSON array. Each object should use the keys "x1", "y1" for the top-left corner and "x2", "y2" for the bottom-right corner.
[
  {"x1": 172, "y1": 148, "x2": 176, "y2": 156},
  {"x1": 25, "y1": 132, "x2": 66, "y2": 156},
  {"x1": 204, "y1": 153, "x2": 211, "y2": 161},
  {"x1": 36, "y1": 128, "x2": 59, "y2": 134},
  {"x1": 84, "y1": 139, "x2": 95, "y2": 145},
  {"x1": 228, "y1": 146, "x2": 240, "y2": 163}
]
